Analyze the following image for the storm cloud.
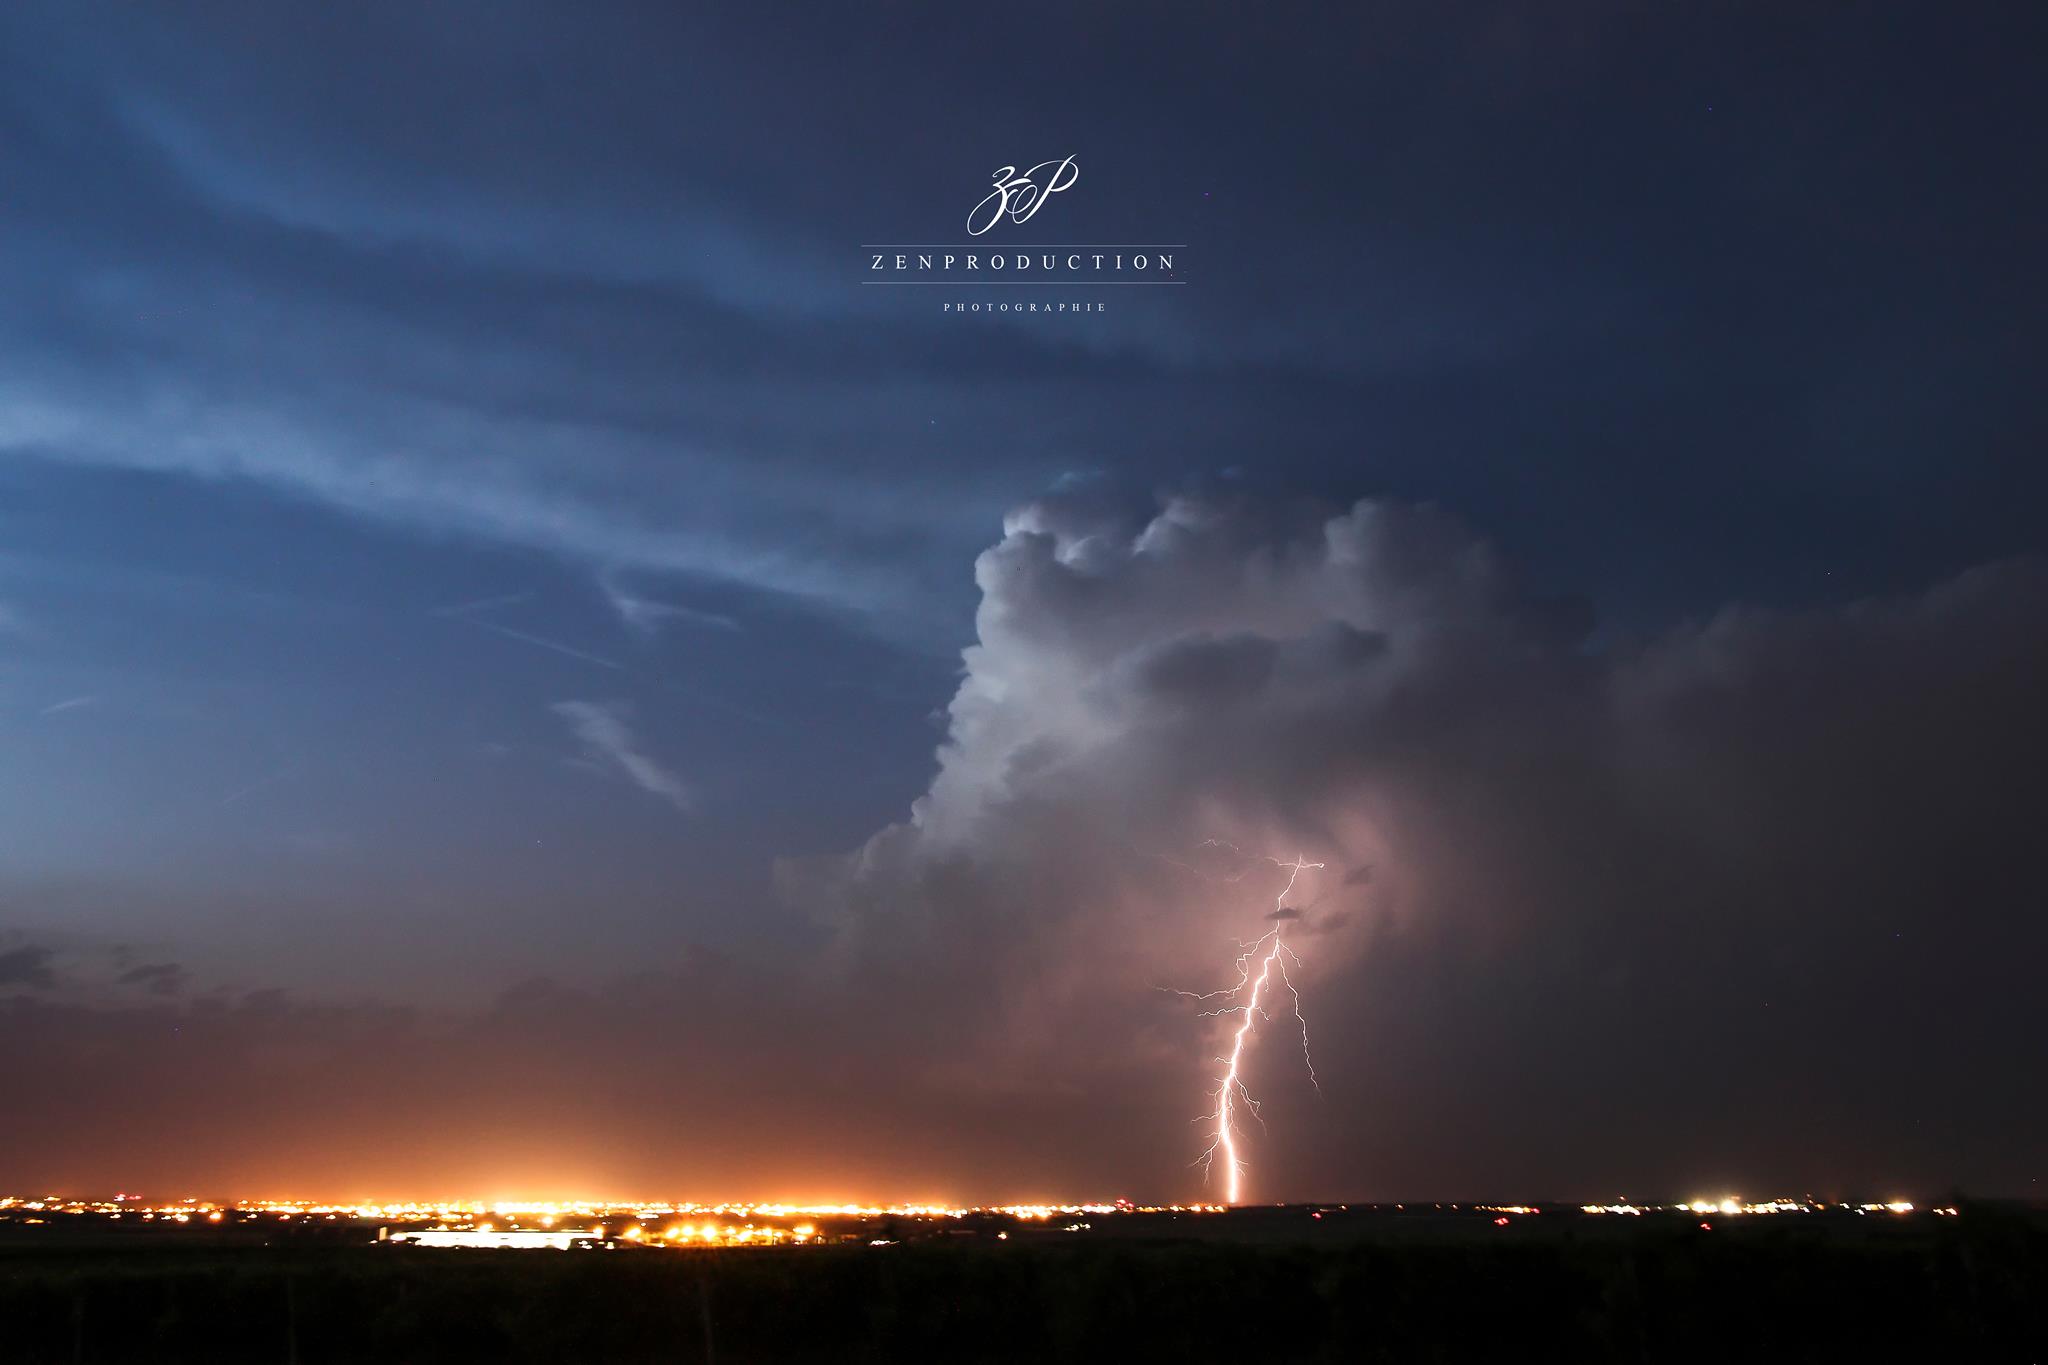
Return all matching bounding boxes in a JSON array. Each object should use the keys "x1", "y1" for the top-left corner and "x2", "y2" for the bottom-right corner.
[
  {"x1": 5, "y1": 490, "x2": 2043, "y2": 1199},
  {"x1": 802, "y1": 489, "x2": 2048, "y2": 1198}
]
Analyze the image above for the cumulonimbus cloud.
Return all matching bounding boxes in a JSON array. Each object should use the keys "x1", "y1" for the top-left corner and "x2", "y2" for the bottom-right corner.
[{"x1": 790, "y1": 487, "x2": 2048, "y2": 1196}]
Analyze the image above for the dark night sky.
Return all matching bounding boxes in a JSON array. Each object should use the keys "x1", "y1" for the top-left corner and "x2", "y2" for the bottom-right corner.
[{"x1": 2, "y1": 3, "x2": 2044, "y2": 1203}]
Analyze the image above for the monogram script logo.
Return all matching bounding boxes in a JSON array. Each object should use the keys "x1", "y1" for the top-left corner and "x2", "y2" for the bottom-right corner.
[{"x1": 966, "y1": 157, "x2": 1080, "y2": 236}]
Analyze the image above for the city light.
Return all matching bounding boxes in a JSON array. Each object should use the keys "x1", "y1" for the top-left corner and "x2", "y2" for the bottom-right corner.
[
  {"x1": 1578, "y1": 1198, "x2": 1950, "y2": 1218},
  {"x1": 0, "y1": 1190, "x2": 1953, "y2": 1249}
]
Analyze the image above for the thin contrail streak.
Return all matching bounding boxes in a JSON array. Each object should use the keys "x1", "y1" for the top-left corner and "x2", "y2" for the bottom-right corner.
[
  {"x1": 218, "y1": 766, "x2": 299, "y2": 808},
  {"x1": 458, "y1": 616, "x2": 625, "y2": 671}
]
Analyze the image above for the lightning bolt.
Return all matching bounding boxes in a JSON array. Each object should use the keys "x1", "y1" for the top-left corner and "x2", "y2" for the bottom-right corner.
[{"x1": 1173, "y1": 852, "x2": 1324, "y2": 1205}]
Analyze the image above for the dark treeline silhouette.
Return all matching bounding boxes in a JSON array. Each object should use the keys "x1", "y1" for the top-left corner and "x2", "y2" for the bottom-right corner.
[{"x1": 2, "y1": 1206, "x2": 2044, "y2": 1362}]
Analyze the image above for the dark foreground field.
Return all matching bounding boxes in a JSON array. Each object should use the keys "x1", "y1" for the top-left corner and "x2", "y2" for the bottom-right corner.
[{"x1": 2, "y1": 1206, "x2": 2044, "y2": 1362}]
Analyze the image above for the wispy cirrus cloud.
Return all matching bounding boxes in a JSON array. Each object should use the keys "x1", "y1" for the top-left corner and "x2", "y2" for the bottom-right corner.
[
  {"x1": 433, "y1": 594, "x2": 625, "y2": 670},
  {"x1": 600, "y1": 573, "x2": 740, "y2": 638},
  {"x1": 552, "y1": 699, "x2": 692, "y2": 813}
]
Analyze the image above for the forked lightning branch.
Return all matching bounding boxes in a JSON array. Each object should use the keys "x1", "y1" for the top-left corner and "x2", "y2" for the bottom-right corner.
[{"x1": 1172, "y1": 852, "x2": 1326, "y2": 1205}]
